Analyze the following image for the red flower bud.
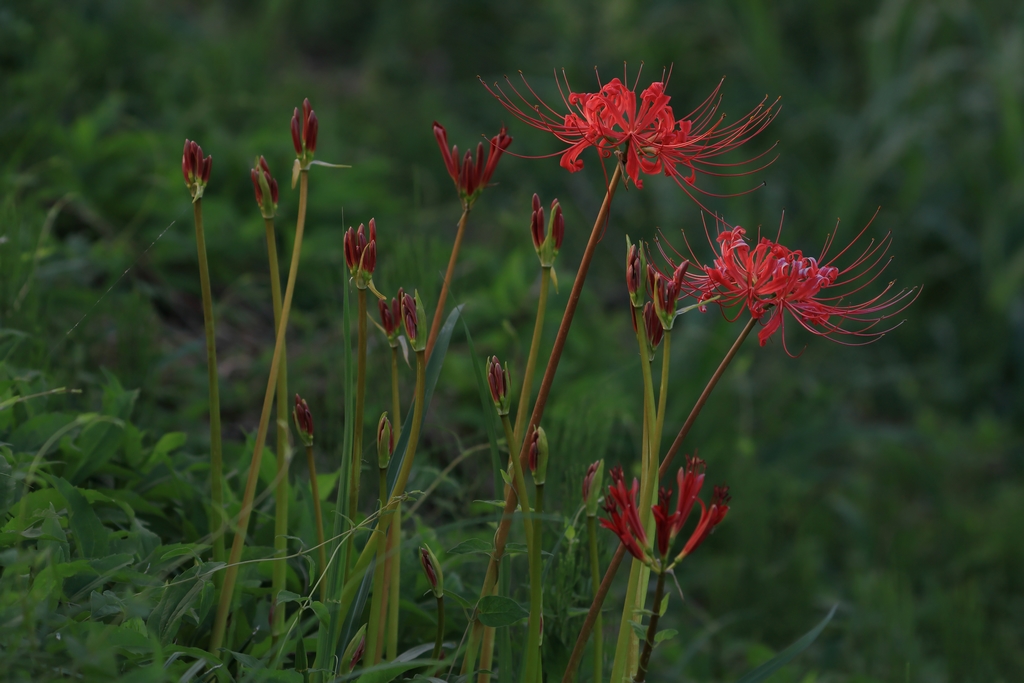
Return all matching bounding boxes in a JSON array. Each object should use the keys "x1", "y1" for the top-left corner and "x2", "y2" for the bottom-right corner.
[
  {"x1": 182, "y1": 139, "x2": 212, "y2": 200},
  {"x1": 400, "y1": 288, "x2": 418, "y2": 345},
  {"x1": 291, "y1": 108, "x2": 302, "y2": 156},
  {"x1": 419, "y1": 545, "x2": 444, "y2": 598},
  {"x1": 486, "y1": 355, "x2": 511, "y2": 415},
  {"x1": 379, "y1": 296, "x2": 401, "y2": 343},
  {"x1": 530, "y1": 193, "x2": 545, "y2": 250},
  {"x1": 432, "y1": 121, "x2": 511, "y2": 207},
  {"x1": 293, "y1": 394, "x2": 314, "y2": 446},
  {"x1": 550, "y1": 200, "x2": 564, "y2": 250}
]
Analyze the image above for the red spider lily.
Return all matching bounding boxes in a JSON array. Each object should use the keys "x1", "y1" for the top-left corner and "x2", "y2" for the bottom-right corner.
[
  {"x1": 250, "y1": 155, "x2": 279, "y2": 218},
  {"x1": 487, "y1": 355, "x2": 511, "y2": 415},
  {"x1": 600, "y1": 466, "x2": 648, "y2": 562},
  {"x1": 630, "y1": 301, "x2": 664, "y2": 351},
  {"x1": 398, "y1": 287, "x2": 418, "y2": 346},
  {"x1": 343, "y1": 219, "x2": 377, "y2": 287},
  {"x1": 379, "y1": 296, "x2": 401, "y2": 344},
  {"x1": 481, "y1": 68, "x2": 777, "y2": 200},
  {"x1": 291, "y1": 98, "x2": 319, "y2": 162},
  {"x1": 647, "y1": 259, "x2": 689, "y2": 330},
  {"x1": 433, "y1": 121, "x2": 512, "y2": 207},
  {"x1": 529, "y1": 194, "x2": 564, "y2": 266},
  {"x1": 293, "y1": 394, "x2": 314, "y2": 446},
  {"x1": 181, "y1": 139, "x2": 212, "y2": 199},
  {"x1": 677, "y1": 485, "x2": 731, "y2": 559},
  {"x1": 669, "y1": 213, "x2": 917, "y2": 352}
]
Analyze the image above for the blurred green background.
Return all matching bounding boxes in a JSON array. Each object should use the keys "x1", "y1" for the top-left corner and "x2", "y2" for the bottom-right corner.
[{"x1": 1, "y1": 0, "x2": 1022, "y2": 680}]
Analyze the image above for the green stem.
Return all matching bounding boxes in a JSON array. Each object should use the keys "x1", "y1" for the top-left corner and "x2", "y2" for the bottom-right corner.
[
  {"x1": 385, "y1": 502, "x2": 401, "y2": 660},
  {"x1": 266, "y1": 217, "x2": 291, "y2": 641},
  {"x1": 367, "y1": 468, "x2": 389, "y2": 664},
  {"x1": 306, "y1": 444, "x2": 327, "y2": 602},
  {"x1": 209, "y1": 170, "x2": 309, "y2": 653},
  {"x1": 513, "y1": 267, "x2": 550, "y2": 447},
  {"x1": 426, "y1": 207, "x2": 470, "y2": 359},
  {"x1": 431, "y1": 595, "x2": 446, "y2": 664},
  {"x1": 390, "y1": 346, "x2": 401, "y2": 436},
  {"x1": 634, "y1": 571, "x2": 666, "y2": 683},
  {"x1": 587, "y1": 516, "x2": 603, "y2": 683},
  {"x1": 347, "y1": 288, "x2": 368, "y2": 568},
  {"x1": 653, "y1": 331, "x2": 671, "y2": 462},
  {"x1": 193, "y1": 199, "x2": 225, "y2": 570}
]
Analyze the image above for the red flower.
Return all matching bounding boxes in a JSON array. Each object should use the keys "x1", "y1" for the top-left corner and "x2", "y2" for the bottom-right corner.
[
  {"x1": 293, "y1": 394, "x2": 314, "y2": 446},
  {"x1": 433, "y1": 121, "x2": 512, "y2": 207},
  {"x1": 482, "y1": 69, "x2": 777, "y2": 198},
  {"x1": 679, "y1": 485, "x2": 731, "y2": 558},
  {"x1": 292, "y1": 98, "x2": 319, "y2": 161},
  {"x1": 600, "y1": 466, "x2": 648, "y2": 561},
  {"x1": 399, "y1": 288, "x2": 418, "y2": 346},
  {"x1": 486, "y1": 355, "x2": 511, "y2": 415},
  {"x1": 630, "y1": 301, "x2": 664, "y2": 351},
  {"x1": 379, "y1": 296, "x2": 401, "y2": 344},
  {"x1": 181, "y1": 139, "x2": 212, "y2": 199},
  {"x1": 686, "y1": 214, "x2": 917, "y2": 351},
  {"x1": 344, "y1": 219, "x2": 377, "y2": 288}
]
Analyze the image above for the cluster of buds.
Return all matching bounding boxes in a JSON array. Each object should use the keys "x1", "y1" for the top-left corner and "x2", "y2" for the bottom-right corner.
[
  {"x1": 625, "y1": 237, "x2": 647, "y2": 308},
  {"x1": 601, "y1": 457, "x2": 730, "y2": 572},
  {"x1": 292, "y1": 394, "x2": 314, "y2": 447},
  {"x1": 528, "y1": 426, "x2": 549, "y2": 485},
  {"x1": 341, "y1": 624, "x2": 366, "y2": 674},
  {"x1": 399, "y1": 288, "x2": 427, "y2": 352},
  {"x1": 631, "y1": 302, "x2": 664, "y2": 358},
  {"x1": 419, "y1": 544, "x2": 444, "y2": 598},
  {"x1": 378, "y1": 296, "x2": 401, "y2": 348},
  {"x1": 344, "y1": 219, "x2": 377, "y2": 289},
  {"x1": 181, "y1": 139, "x2": 212, "y2": 202},
  {"x1": 648, "y1": 260, "x2": 689, "y2": 331},
  {"x1": 433, "y1": 121, "x2": 512, "y2": 208},
  {"x1": 377, "y1": 413, "x2": 394, "y2": 470},
  {"x1": 250, "y1": 155, "x2": 279, "y2": 219},
  {"x1": 486, "y1": 355, "x2": 511, "y2": 416},
  {"x1": 529, "y1": 194, "x2": 564, "y2": 268},
  {"x1": 291, "y1": 98, "x2": 319, "y2": 168},
  {"x1": 582, "y1": 459, "x2": 605, "y2": 517}
]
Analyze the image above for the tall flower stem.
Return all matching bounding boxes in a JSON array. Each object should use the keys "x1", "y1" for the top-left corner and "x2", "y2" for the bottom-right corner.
[
  {"x1": 390, "y1": 347, "x2": 402, "y2": 436},
  {"x1": 634, "y1": 571, "x2": 666, "y2": 683},
  {"x1": 192, "y1": 199, "x2": 225, "y2": 570},
  {"x1": 431, "y1": 595, "x2": 446, "y2": 664},
  {"x1": 653, "y1": 331, "x2": 672, "y2": 460},
  {"x1": 210, "y1": 170, "x2": 309, "y2": 653},
  {"x1": 384, "y1": 502, "x2": 401, "y2": 660},
  {"x1": 426, "y1": 207, "x2": 470, "y2": 358},
  {"x1": 306, "y1": 443, "x2": 327, "y2": 602},
  {"x1": 367, "y1": 468, "x2": 390, "y2": 664},
  {"x1": 347, "y1": 288, "x2": 369, "y2": 569},
  {"x1": 462, "y1": 165, "x2": 621, "y2": 676},
  {"x1": 586, "y1": 515, "x2": 603, "y2": 683},
  {"x1": 561, "y1": 316, "x2": 756, "y2": 683},
  {"x1": 264, "y1": 217, "x2": 291, "y2": 640},
  {"x1": 512, "y1": 267, "x2": 550, "y2": 446}
]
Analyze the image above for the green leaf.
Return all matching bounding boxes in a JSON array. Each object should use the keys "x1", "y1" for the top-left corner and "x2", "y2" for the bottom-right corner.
[
  {"x1": 477, "y1": 595, "x2": 529, "y2": 628},
  {"x1": 659, "y1": 593, "x2": 669, "y2": 617},
  {"x1": 310, "y1": 600, "x2": 330, "y2": 627},
  {"x1": 654, "y1": 628, "x2": 678, "y2": 645},
  {"x1": 735, "y1": 605, "x2": 837, "y2": 683},
  {"x1": 447, "y1": 537, "x2": 492, "y2": 555},
  {"x1": 630, "y1": 620, "x2": 648, "y2": 641},
  {"x1": 276, "y1": 589, "x2": 302, "y2": 604},
  {"x1": 231, "y1": 651, "x2": 265, "y2": 670},
  {"x1": 49, "y1": 476, "x2": 110, "y2": 558}
]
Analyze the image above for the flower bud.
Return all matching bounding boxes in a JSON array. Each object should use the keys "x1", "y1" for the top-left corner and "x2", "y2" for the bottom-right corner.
[
  {"x1": 432, "y1": 121, "x2": 511, "y2": 208},
  {"x1": 292, "y1": 97, "x2": 318, "y2": 167},
  {"x1": 486, "y1": 355, "x2": 511, "y2": 416},
  {"x1": 529, "y1": 426, "x2": 548, "y2": 485},
  {"x1": 342, "y1": 624, "x2": 366, "y2": 673},
  {"x1": 419, "y1": 544, "x2": 444, "y2": 598},
  {"x1": 379, "y1": 296, "x2": 401, "y2": 347},
  {"x1": 532, "y1": 195, "x2": 564, "y2": 268},
  {"x1": 293, "y1": 394, "x2": 314, "y2": 447},
  {"x1": 625, "y1": 237, "x2": 646, "y2": 308},
  {"x1": 377, "y1": 413, "x2": 393, "y2": 470},
  {"x1": 344, "y1": 219, "x2": 377, "y2": 289},
  {"x1": 582, "y1": 459, "x2": 604, "y2": 517},
  {"x1": 182, "y1": 139, "x2": 212, "y2": 202},
  {"x1": 250, "y1": 156, "x2": 279, "y2": 219},
  {"x1": 400, "y1": 289, "x2": 427, "y2": 352}
]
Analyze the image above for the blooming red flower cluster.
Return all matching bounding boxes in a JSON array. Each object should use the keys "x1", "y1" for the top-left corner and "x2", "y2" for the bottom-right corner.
[
  {"x1": 601, "y1": 457, "x2": 730, "y2": 568},
  {"x1": 482, "y1": 69, "x2": 777, "y2": 196},
  {"x1": 433, "y1": 121, "x2": 512, "y2": 207},
  {"x1": 343, "y1": 220, "x2": 377, "y2": 287},
  {"x1": 666, "y1": 216, "x2": 917, "y2": 350}
]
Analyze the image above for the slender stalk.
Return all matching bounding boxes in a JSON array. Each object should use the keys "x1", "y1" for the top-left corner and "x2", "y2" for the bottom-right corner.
[
  {"x1": 586, "y1": 515, "x2": 603, "y2": 683},
  {"x1": 192, "y1": 199, "x2": 225, "y2": 569},
  {"x1": 653, "y1": 331, "x2": 671, "y2": 461},
  {"x1": 634, "y1": 571, "x2": 666, "y2": 683},
  {"x1": 306, "y1": 444, "x2": 327, "y2": 602},
  {"x1": 513, "y1": 267, "x2": 550, "y2": 446},
  {"x1": 478, "y1": 608, "x2": 497, "y2": 683},
  {"x1": 347, "y1": 288, "x2": 369, "y2": 566},
  {"x1": 385, "y1": 502, "x2": 401, "y2": 660},
  {"x1": 562, "y1": 316, "x2": 757, "y2": 682},
  {"x1": 265, "y1": 217, "x2": 291, "y2": 640},
  {"x1": 209, "y1": 170, "x2": 309, "y2": 653},
  {"x1": 431, "y1": 595, "x2": 446, "y2": 663},
  {"x1": 426, "y1": 207, "x2": 470, "y2": 359},
  {"x1": 463, "y1": 165, "x2": 621, "y2": 675},
  {"x1": 534, "y1": 482, "x2": 545, "y2": 683},
  {"x1": 390, "y1": 346, "x2": 402, "y2": 436},
  {"x1": 367, "y1": 468, "x2": 390, "y2": 664}
]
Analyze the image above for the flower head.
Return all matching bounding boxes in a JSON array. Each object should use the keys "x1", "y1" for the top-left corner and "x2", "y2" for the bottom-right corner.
[
  {"x1": 530, "y1": 194, "x2": 564, "y2": 267},
  {"x1": 482, "y1": 68, "x2": 777, "y2": 200},
  {"x1": 433, "y1": 121, "x2": 512, "y2": 208},
  {"x1": 344, "y1": 219, "x2": 377, "y2": 288},
  {"x1": 182, "y1": 139, "x2": 212, "y2": 201},
  {"x1": 529, "y1": 425, "x2": 548, "y2": 485},
  {"x1": 419, "y1": 544, "x2": 444, "y2": 598},
  {"x1": 630, "y1": 302, "x2": 664, "y2": 356},
  {"x1": 487, "y1": 355, "x2": 512, "y2": 416},
  {"x1": 250, "y1": 155, "x2": 279, "y2": 219},
  {"x1": 293, "y1": 394, "x2": 314, "y2": 447},
  {"x1": 679, "y1": 214, "x2": 917, "y2": 352},
  {"x1": 600, "y1": 466, "x2": 648, "y2": 562},
  {"x1": 379, "y1": 296, "x2": 401, "y2": 347},
  {"x1": 342, "y1": 625, "x2": 366, "y2": 673},
  {"x1": 377, "y1": 413, "x2": 393, "y2": 470},
  {"x1": 582, "y1": 459, "x2": 605, "y2": 516},
  {"x1": 648, "y1": 259, "x2": 689, "y2": 331},
  {"x1": 399, "y1": 288, "x2": 427, "y2": 352},
  {"x1": 292, "y1": 98, "x2": 319, "y2": 167}
]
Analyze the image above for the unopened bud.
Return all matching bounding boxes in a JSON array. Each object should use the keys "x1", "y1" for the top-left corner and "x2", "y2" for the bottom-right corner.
[
  {"x1": 377, "y1": 413, "x2": 393, "y2": 470},
  {"x1": 625, "y1": 237, "x2": 646, "y2": 307},
  {"x1": 342, "y1": 624, "x2": 366, "y2": 673},
  {"x1": 533, "y1": 196, "x2": 564, "y2": 267},
  {"x1": 250, "y1": 155, "x2": 279, "y2": 219},
  {"x1": 582, "y1": 459, "x2": 605, "y2": 517},
  {"x1": 344, "y1": 219, "x2": 377, "y2": 288},
  {"x1": 529, "y1": 426, "x2": 548, "y2": 485},
  {"x1": 379, "y1": 296, "x2": 401, "y2": 346},
  {"x1": 293, "y1": 394, "x2": 314, "y2": 446},
  {"x1": 292, "y1": 97, "x2": 318, "y2": 168},
  {"x1": 182, "y1": 139, "x2": 212, "y2": 202},
  {"x1": 486, "y1": 356, "x2": 511, "y2": 416},
  {"x1": 401, "y1": 290, "x2": 427, "y2": 352},
  {"x1": 419, "y1": 544, "x2": 444, "y2": 598}
]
